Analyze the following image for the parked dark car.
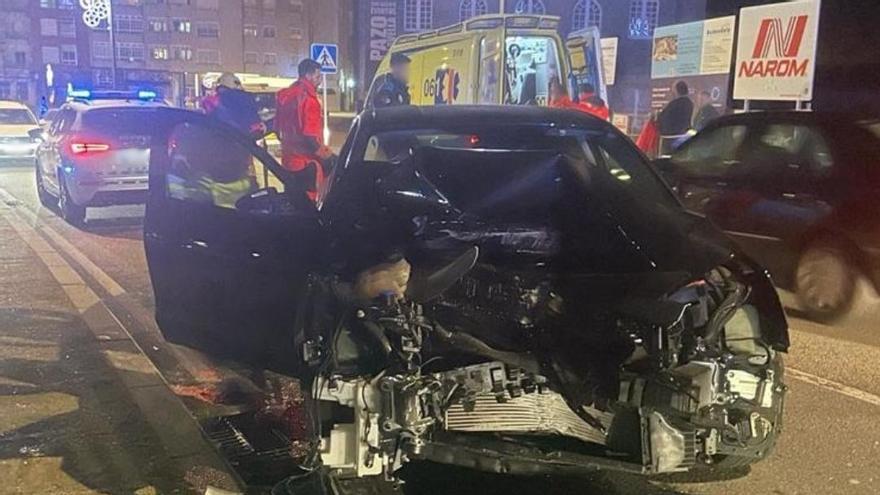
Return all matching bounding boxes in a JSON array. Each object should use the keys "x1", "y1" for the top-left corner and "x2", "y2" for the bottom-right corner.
[
  {"x1": 658, "y1": 111, "x2": 880, "y2": 322},
  {"x1": 143, "y1": 106, "x2": 788, "y2": 490}
]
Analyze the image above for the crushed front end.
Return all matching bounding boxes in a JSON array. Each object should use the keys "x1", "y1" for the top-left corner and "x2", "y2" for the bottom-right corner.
[{"x1": 310, "y1": 258, "x2": 787, "y2": 481}]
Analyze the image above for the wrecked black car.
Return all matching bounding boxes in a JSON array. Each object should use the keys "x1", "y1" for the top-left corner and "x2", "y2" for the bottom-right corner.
[{"x1": 144, "y1": 105, "x2": 788, "y2": 488}]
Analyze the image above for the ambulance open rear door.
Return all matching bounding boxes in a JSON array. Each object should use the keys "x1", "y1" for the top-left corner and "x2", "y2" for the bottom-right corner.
[{"x1": 566, "y1": 27, "x2": 607, "y2": 103}]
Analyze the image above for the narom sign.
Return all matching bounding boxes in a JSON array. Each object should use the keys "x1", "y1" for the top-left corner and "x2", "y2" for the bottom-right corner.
[{"x1": 733, "y1": 0, "x2": 821, "y2": 101}]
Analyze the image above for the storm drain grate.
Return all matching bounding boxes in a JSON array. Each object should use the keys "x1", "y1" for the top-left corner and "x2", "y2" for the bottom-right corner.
[{"x1": 204, "y1": 414, "x2": 302, "y2": 487}]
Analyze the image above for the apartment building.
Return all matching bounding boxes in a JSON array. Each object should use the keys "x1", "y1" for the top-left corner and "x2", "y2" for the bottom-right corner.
[{"x1": 0, "y1": 0, "x2": 354, "y2": 109}]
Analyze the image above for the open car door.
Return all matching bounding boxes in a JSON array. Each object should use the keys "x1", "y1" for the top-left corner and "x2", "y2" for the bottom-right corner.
[
  {"x1": 566, "y1": 26, "x2": 608, "y2": 103},
  {"x1": 144, "y1": 111, "x2": 322, "y2": 371}
]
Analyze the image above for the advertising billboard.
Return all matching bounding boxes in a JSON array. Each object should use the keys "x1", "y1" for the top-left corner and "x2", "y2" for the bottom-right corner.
[
  {"x1": 601, "y1": 37, "x2": 618, "y2": 86},
  {"x1": 733, "y1": 0, "x2": 822, "y2": 101},
  {"x1": 651, "y1": 16, "x2": 736, "y2": 79},
  {"x1": 650, "y1": 16, "x2": 736, "y2": 117}
]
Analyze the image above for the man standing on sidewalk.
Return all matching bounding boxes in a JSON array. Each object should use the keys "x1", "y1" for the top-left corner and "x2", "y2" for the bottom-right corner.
[
  {"x1": 276, "y1": 59, "x2": 334, "y2": 202},
  {"x1": 369, "y1": 53, "x2": 412, "y2": 109}
]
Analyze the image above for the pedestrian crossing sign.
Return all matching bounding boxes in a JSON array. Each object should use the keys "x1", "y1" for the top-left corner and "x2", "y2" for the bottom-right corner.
[{"x1": 311, "y1": 43, "x2": 339, "y2": 74}]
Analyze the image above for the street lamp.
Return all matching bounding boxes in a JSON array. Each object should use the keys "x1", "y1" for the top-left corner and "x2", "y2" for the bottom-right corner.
[{"x1": 80, "y1": 0, "x2": 117, "y2": 89}]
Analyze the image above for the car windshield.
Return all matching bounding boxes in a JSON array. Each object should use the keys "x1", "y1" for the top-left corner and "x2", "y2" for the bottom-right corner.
[
  {"x1": 359, "y1": 124, "x2": 705, "y2": 275},
  {"x1": 364, "y1": 124, "x2": 679, "y2": 212},
  {"x1": 0, "y1": 108, "x2": 36, "y2": 125},
  {"x1": 81, "y1": 108, "x2": 160, "y2": 134}
]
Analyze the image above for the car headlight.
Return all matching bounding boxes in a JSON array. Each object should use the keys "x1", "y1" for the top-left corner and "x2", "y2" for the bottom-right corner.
[{"x1": 648, "y1": 411, "x2": 692, "y2": 473}]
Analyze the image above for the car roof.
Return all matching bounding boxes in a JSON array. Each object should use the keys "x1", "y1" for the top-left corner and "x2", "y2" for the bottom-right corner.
[
  {"x1": 362, "y1": 105, "x2": 611, "y2": 132},
  {"x1": 0, "y1": 100, "x2": 31, "y2": 110},
  {"x1": 707, "y1": 110, "x2": 880, "y2": 129},
  {"x1": 65, "y1": 99, "x2": 167, "y2": 112}
]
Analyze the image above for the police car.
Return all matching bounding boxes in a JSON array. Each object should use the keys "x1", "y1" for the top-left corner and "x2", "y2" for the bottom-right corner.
[{"x1": 33, "y1": 90, "x2": 167, "y2": 225}]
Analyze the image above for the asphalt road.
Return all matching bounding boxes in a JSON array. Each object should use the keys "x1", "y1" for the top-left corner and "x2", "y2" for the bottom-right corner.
[{"x1": 1, "y1": 163, "x2": 879, "y2": 494}]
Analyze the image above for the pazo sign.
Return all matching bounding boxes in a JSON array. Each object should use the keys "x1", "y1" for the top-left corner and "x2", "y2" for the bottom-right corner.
[{"x1": 733, "y1": 0, "x2": 821, "y2": 101}]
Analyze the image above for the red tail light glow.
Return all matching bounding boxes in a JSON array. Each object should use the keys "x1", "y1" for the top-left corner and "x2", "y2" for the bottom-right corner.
[{"x1": 70, "y1": 142, "x2": 111, "y2": 154}]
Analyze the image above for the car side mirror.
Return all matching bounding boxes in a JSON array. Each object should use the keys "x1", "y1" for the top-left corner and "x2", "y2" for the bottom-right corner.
[
  {"x1": 28, "y1": 128, "x2": 46, "y2": 142},
  {"x1": 234, "y1": 187, "x2": 299, "y2": 217}
]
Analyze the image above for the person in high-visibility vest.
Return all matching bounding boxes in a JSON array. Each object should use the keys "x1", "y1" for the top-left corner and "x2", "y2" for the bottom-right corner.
[{"x1": 276, "y1": 59, "x2": 334, "y2": 202}]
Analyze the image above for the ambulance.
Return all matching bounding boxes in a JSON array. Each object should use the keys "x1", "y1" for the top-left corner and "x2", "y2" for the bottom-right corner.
[{"x1": 367, "y1": 14, "x2": 606, "y2": 109}]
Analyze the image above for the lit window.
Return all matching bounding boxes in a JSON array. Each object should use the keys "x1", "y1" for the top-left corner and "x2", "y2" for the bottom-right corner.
[
  {"x1": 172, "y1": 19, "x2": 192, "y2": 33},
  {"x1": 171, "y1": 45, "x2": 194, "y2": 61},
  {"x1": 459, "y1": 0, "x2": 488, "y2": 21},
  {"x1": 404, "y1": 0, "x2": 433, "y2": 32},
  {"x1": 151, "y1": 46, "x2": 170, "y2": 60},
  {"x1": 629, "y1": 0, "x2": 659, "y2": 40},
  {"x1": 244, "y1": 24, "x2": 259, "y2": 37},
  {"x1": 514, "y1": 0, "x2": 545, "y2": 14},
  {"x1": 572, "y1": 0, "x2": 602, "y2": 31},
  {"x1": 149, "y1": 18, "x2": 169, "y2": 32}
]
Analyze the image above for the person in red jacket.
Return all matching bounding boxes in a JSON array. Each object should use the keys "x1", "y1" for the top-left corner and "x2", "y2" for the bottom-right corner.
[
  {"x1": 276, "y1": 59, "x2": 333, "y2": 202},
  {"x1": 576, "y1": 83, "x2": 611, "y2": 121},
  {"x1": 548, "y1": 78, "x2": 578, "y2": 110}
]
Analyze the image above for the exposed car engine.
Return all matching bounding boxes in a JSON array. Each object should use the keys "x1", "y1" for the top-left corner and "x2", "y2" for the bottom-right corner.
[{"x1": 308, "y1": 255, "x2": 786, "y2": 481}]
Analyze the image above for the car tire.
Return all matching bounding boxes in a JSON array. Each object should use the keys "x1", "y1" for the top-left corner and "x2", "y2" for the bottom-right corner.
[
  {"x1": 58, "y1": 177, "x2": 86, "y2": 226},
  {"x1": 795, "y1": 240, "x2": 856, "y2": 323},
  {"x1": 35, "y1": 164, "x2": 54, "y2": 207}
]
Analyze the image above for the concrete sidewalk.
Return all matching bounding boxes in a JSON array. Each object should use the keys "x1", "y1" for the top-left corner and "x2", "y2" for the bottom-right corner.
[{"x1": 0, "y1": 203, "x2": 239, "y2": 493}]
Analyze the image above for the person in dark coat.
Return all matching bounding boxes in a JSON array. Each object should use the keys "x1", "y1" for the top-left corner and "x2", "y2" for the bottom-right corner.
[
  {"x1": 370, "y1": 53, "x2": 412, "y2": 108},
  {"x1": 657, "y1": 80, "x2": 694, "y2": 136},
  {"x1": 208, "y1": 72, "x2": 266, "y2": 138},
  {"x1": 693, "y1": 90, "x2": 721, "y2": 131}
]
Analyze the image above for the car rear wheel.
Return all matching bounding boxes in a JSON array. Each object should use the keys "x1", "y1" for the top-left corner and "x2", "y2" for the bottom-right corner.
[
  {"x1": 795, "y1": 241, "x2": 856, "y2": 323},
  {"x1": 58, "y1": 178, "x2": 86, "y2": 226},
  {"x1": 35, "y1": 164, "x2": 54, "y2": 207}
]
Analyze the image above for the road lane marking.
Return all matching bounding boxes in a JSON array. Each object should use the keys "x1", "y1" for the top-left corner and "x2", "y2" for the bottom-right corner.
[
  {"x1": 787, "y1": 367, "x2": 880, "y2": 407},
  {"x1": 40, "y1": 226, "x2": 126, "y2": 296}
]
